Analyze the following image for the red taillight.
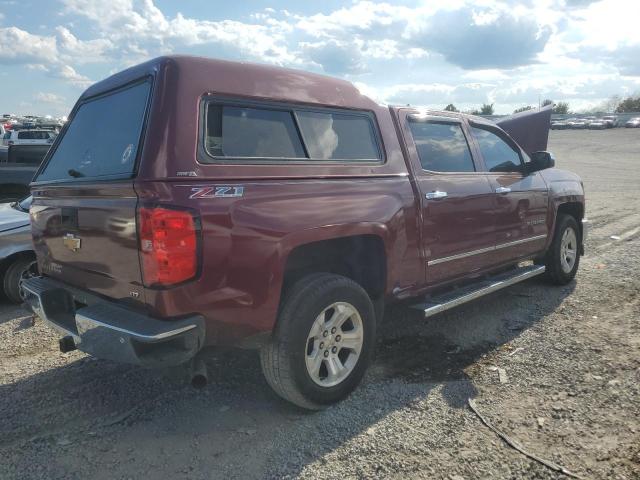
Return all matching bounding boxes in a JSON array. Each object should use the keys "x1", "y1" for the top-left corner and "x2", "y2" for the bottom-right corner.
[{"x1": 138, "y1": 206, "x2": 199, "y2": 287}]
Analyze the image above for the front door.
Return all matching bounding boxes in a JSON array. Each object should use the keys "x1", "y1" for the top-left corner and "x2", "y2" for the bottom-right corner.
[
  {"x1": 398, "y1": 110, "x2": 496, "y2": 286},
  {"x1": 468, "y1": 123, "x2": 549, "y2": 263}
]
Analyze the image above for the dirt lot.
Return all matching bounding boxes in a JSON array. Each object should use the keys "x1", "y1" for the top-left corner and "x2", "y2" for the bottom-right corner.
[{"x1": 1, "y1": 129, "x2": 639, "y2": 479}]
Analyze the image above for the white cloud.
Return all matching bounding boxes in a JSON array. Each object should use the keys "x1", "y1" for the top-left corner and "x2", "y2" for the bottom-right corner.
[
  {"x1": 2, "y1": 0, "x2": 639, "y2": 114},
  {"x1": 55, "y1": 26, "x2": 113, "y2": 63},
  {"x1": 0, "y1": 27, "x2": 57, "y2": 64},
  {"x1": 35, "y1": 92, "x2": 65, "y2": 104},
  {"x1": 52, "y1": 64, "x2": 92, "y2": 87}
]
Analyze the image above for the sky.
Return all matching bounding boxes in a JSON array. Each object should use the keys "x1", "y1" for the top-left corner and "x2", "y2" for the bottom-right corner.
[{"x1": 1, "y1": 0, "x2": 639, "y2": 116}]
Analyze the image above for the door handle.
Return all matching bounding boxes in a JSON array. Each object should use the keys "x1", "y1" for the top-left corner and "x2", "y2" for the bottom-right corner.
[
  {"x1": 495, "y1": 187, "x2": 511, "y2": 194},
  {"x1": 425, "y1": 190, "x2": 448, "y2": 200}
]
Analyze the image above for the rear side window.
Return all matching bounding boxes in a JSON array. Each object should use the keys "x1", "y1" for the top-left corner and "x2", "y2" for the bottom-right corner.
[
  {"x1": 296, "y1": 111, "x2": 379, "y2": 160},
  {"x1": 206, "y1": 105, "x2": 305, "y2": 159},
  {"x1": 203, "y1": 101, "x2": 381, "y2": 163},
  {"x1": 36, "y1": 80, "x2": 151, "y2": 182},
  {"x1": 408, "y1": 121, "x2": 475, "y2": 172},
  {"x1": 471, "y1": 126, "x2": 522, "y2": 173}
]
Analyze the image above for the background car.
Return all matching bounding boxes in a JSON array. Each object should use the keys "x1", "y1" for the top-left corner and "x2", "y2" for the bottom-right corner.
[
  {"x1": 0, "y1": 195, "x2": 36, "y2": 303},
  {"x1": 551, "y1": 120, "x2": 568, "y2": 130},
  {"x1": 5, "y1": 129, "x2": 56, "y2": 146},
  {"x1": 588, "y1": 119, "x2": 607, "y2": 129},
  {"x1": 625, "y1": 117, "x2": 640, "y2": 128},
  {"x1": 602, "y1": 115, "x2": 619, "y2": 128},
  {"x1": 568, "y1": 118, "x2": 588, "y2": 129}
]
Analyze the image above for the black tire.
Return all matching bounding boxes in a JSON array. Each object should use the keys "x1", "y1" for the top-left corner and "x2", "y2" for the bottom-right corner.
[
  {"x1": 3, "y1": 256, "x2": 37, "y2": 304},
  {"x1": 260, "y1": 273, "x2": 376, "y2": 410},
  {"x1": 543, "y1": 214, "x2": 580, "y2": 285}
]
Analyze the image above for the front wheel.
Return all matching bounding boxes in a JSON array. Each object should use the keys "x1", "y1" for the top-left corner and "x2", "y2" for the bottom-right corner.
[
  {"x1": 260, "y1": 273, "x2": 376, "y2": 410},
  {"x1": 543, "y1": 214, "x2": 580, "y2": 285}
]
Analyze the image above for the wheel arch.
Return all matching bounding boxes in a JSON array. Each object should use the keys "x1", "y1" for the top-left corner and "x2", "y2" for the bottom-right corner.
[{"x1": 279, "y1": 229, "x2": 389, "y2": 302}]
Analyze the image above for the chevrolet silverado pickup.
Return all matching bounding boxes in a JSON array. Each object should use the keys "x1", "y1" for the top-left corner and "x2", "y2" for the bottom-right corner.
[{"x1": 22, "y1": 56, "x2": 586, "y2": 409}]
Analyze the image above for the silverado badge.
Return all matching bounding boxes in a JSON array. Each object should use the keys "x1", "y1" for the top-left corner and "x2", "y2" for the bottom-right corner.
[{"x1": 63, "y1": 233, "x2": 81, "y2": 252}]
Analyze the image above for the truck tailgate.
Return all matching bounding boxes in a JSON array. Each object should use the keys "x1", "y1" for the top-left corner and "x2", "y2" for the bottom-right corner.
[{"x1": 30, "y1": 183, "x2": 145, "y2": 304}]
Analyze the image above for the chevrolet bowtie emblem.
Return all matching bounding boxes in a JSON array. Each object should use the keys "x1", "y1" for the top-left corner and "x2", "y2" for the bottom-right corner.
[{"x1": 63, "y1": 233, "x2": 81, "y2": 252}]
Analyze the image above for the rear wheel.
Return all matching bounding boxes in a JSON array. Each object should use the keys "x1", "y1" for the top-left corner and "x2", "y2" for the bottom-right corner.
[
  {"x1": 543, "y1": 214, "x2": 580, "y2": 285},
  {"x1": 260, "y1": 273, "x2": 376, "y2": 410},
  {"x1": 3, "y1": 256, "x2": 37, "y2": 304}
]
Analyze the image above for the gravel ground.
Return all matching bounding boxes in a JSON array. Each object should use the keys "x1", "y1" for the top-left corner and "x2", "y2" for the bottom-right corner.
[{"x1": 1, "y1": 129, "x2": 639, "y2": 479}]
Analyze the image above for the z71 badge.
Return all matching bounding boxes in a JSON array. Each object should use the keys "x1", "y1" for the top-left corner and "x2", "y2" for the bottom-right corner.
[{"x1": 189, "y1": 186, "x2": 244, "y2": 199}]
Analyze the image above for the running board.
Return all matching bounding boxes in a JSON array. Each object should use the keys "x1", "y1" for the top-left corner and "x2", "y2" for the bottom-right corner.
[{"x1": 412, "y1": 265, "x2": 546, "y2": 318}]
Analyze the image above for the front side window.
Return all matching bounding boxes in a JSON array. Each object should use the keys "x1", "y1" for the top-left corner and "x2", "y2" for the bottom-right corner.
[
  {"x1": 408, "y1": 120, "x2": 475, "y2": 172},
  {"x1": 203, "y1": 101, "x2": 382, "y2": 163},
  {"x1": 471, "y1": 126, "x2": 522, "y2": 173},
  {"x1": 36, "y1": 80, "x2": 151, "y2": 182}
]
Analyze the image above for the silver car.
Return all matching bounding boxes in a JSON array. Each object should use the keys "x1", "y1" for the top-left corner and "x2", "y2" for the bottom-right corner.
[
  {"x1": 625, "y1": 117, "x2": 640, "y2": 128},
  {"x1": 0, "y1": 195, "x2": 36, "y2": 303}
]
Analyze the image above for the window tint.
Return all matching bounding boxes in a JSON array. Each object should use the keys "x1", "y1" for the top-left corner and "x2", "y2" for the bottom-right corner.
[
  {"x1": 203, "y1": 101, "x2": 382, "y2": 163},
  {"x1": 408, "y1": 121, "x2": 475, "y2": 172},
  {"x1": 7, "y1": 145, "x2": 49, "y2": 164},
  {"x1": 19, "y1": 131, "x2": 49, "y2": 139},
  {"x1": 36, "y1": 81, "x2": 151, "y2": 182},
  {"x1": 205, "y1": 105, "x2": 305, "y2": 160},
  {"x1": 471, "y1": 127, "x2": 522, "y2": 172},
  {"x1": 296, "y1": 111, "x2": 380, "y2": 160}
]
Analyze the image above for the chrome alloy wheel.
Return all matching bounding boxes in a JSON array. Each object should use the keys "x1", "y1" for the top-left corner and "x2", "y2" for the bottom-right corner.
[
  {"x1": 17, "y1": 260, "x2": 38, "y2": 301},
  {"x1": 560, "y1": 227, "x2": 577, "y2": 274},
  {"x1": 304, "y1": 302, "x2": 364, "y2": 387}
]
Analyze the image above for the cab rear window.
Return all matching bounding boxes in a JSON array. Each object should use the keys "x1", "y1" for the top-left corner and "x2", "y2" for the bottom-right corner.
[
  {"x1": 36, "y1": 80, "x2": 151, "y2": 182},
  {"x1": 202, "y1": 101, "x2": 382, "y2": 163}
]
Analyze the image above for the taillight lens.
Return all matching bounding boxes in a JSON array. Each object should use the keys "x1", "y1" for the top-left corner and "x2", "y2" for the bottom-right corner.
[{"x1": 138, "y1": 206, "x2": 199, "y2": 287}]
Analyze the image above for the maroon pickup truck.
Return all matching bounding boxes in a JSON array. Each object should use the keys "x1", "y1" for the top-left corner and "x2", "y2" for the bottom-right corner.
[{"x1": 22, "y1": 56, "x2": 586, "y2": 409}]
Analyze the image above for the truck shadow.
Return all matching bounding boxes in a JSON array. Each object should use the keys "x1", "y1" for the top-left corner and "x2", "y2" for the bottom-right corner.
[{"x1": 0, "y1": 278, "x2": 575, "y2": 479}]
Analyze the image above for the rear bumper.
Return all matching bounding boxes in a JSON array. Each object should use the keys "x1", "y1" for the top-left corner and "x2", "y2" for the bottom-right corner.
[{"x1": 21, "y1": 276, "x2": 205, "y2": 368}]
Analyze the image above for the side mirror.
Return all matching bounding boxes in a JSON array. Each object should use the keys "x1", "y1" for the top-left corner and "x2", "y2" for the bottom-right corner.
[{"x1": 527, "y1": 151, "x2": 555, "y2": 172}]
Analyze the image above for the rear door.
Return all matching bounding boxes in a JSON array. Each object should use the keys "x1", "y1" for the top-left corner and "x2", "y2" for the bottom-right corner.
[
  {"x1": 30, "y1": 79, "x2": 152, "y2": 303},
  {"x1": 398, "y1": 110, "x2": 496, "y2": 286},
  {"x1": 468, "y1": 123, "x2": 549, "y2": 262}
]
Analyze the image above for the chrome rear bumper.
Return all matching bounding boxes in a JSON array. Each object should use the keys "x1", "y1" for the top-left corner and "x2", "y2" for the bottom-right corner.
[{"x1": 22, "y1": 276, "x2": 205, "y2": 367}]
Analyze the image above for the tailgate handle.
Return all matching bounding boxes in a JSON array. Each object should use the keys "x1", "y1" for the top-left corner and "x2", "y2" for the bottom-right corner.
[
  {"x1": 495, "y1": 187, "x2": 511, "y2": 194},
  {"x1": 425, "y1": 191, "x2": 448, "y2": 200}
]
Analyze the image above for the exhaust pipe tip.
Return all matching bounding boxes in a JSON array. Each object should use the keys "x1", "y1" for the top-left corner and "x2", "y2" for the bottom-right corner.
[
  {"x1": 59, "y1": 336, "x2": 77, "y2": 353},
  {"x1": 190, "y1": 358, "x2": 208, "y2": 389}
]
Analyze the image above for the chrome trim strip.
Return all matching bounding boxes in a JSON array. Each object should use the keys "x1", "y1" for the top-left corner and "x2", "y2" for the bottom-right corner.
[
  {"x1": 495, "y1": 234, "x2": 547, "y2": 250},
  {"x1": 419, "y1": 265, "x2": 546, "y2": 318},
  {"x1": 427, "y1": 234, "x2": 547, "y2": 266},
  {"x1": 75, "y1": 314, "x2": 198, "y2": 341},
  {"x1": 428, "y1": 245, "x2": 495, "y2": 266}
]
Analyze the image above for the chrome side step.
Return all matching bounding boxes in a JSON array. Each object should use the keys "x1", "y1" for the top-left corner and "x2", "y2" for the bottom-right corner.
[{"x1": 412, "y1": 264, "x2": 546, "y2": 318}]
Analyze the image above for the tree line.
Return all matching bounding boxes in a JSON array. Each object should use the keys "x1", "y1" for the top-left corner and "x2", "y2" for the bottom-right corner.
[{"x1": 443, "y1": 93, "x2": 640, "y2": 116}]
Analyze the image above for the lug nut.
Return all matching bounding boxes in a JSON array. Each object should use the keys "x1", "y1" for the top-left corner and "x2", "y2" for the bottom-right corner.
[
  {"x1": 331, "y1": 346, "x2": 337, "y2": 353},
  {"x1": 324, "y1": 350, "x2": 329, "y2": 357},
  {"x1": 323, "y1": 330, "x2": 329, "y2": 337},
  {"x1": 335, "y1": 335, "x2": 341, "y2": 342},
  {"x1": 319, "y1": 342, "x2": 325, "y2": 349},
  {"x1": 331, "y1": 327, "x2": 337, "y2": 334}
]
